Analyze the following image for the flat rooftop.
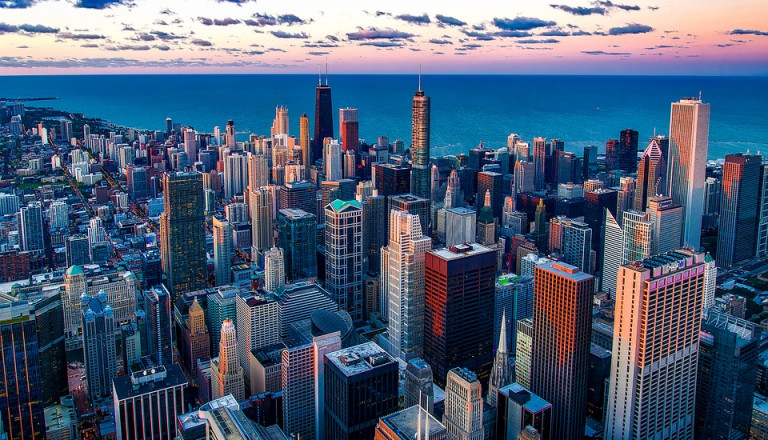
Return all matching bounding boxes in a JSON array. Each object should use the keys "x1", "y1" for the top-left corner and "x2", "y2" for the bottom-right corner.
[
  {"x1": 379, "y1": 405, "x2": 446, "y2": 440},
  {"x1": 113, "y1": 364, "x2": 187, "y2": 400},
  {"x1": 326, "y1": 341, "x2": 395, "y2": 377},
  {"x1": 537, "y1": 261, "x2": 593, "y2": 282},
  {"x1": 429, "y1": 242, "x2": 493, "y2": 261}
]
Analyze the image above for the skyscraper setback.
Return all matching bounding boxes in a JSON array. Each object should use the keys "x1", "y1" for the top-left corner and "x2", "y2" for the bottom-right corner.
[
  {"x1": 410, "y1": 81, "x2": 431, "y2": 199},
  {"x1": 667, "y1": 97, "x2": 710, "y2": 249}
]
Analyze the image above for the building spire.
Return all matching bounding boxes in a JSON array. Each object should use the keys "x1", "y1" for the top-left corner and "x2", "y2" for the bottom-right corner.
[
  {"x1": 498, "y1": 310, "x2": 508, "y2": 354},
  {"x1": 325, "y1": 61, "x2": 328, "y2": 86},
  {"x1": 418, "y1": 64, "x2": 422, "y2": 92}
]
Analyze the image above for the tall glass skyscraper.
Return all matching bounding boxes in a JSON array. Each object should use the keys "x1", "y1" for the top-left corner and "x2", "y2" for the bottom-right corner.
[
  {"x1": 667, "y1": 98, "x2": 710, "y2": 249},
  {"x1": 313, "y1": 77, "x2": 333, "y2": 165},
  {"x1": 410, "y1": 84, "x2": 431, "y2": 199},
  {"x1": 717, "y1": 153, "x2": 761, "y2": 268}
]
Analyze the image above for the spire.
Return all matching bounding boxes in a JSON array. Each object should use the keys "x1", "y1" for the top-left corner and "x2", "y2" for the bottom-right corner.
[
  {"x1": 325, "y1": 62, "x2": 329, "y2": 86},
  {"x1": 418, "y1": 64, "x2": 422, "y2": 92},
  {"x1": 484, "y1": 190, "x2": 491, "y2": 209},
  {"x1": 497, "y1": 310, "x2": 508, "y2": 354},
  {"x1": 318, "y1": 65, "x2": 322, "y2": 86}
]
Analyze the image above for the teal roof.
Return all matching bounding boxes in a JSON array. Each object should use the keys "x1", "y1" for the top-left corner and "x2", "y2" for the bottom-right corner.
[
  {"x1": 327, "y1": 199, "x2": 362, "y2": 212},
  {"x1": 65, "y1": 265, "x2": 84, "y2": 276}
]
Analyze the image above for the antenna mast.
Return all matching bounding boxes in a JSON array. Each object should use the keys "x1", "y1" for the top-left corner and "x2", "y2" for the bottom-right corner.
[
  {"x1": 418, "y1": 64, "x2": 422, "y2": 92},
  {"x1": 325, "y1": 61, "x2": 328, "y2": 86},
  {"x1": 318, "y1": 65, "x2": 321, "y2": 86}
]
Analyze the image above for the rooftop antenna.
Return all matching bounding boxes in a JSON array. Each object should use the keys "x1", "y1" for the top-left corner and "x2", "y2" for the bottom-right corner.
[
  {"x1": 416, "y1": 392, "x2": 422, "y2": 440},
  {"x1": 424, "y1": 409, "x2": 430, "y2": 440},
  {"x1": 325, "y1": 60, "x2": 328, "y2": 86},
  {"x1": 418, "y1": 64, "x2": 422, "y2": 92},
  {"x1": 698, "y1": 90, "x2": 702, "y2": 101},
  {"x1": 318, "y1": 65, "x2": 322, "y2": 86},
  {"x1": 653, "y1": 127, "x2": 657, "y2": 137}
]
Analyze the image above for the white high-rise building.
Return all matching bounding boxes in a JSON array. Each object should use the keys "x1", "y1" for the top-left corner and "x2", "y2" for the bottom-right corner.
[
  {"x1": 250, "y1": 187, "x2": 274, "y2": 254},
  {"x1": 49, "y1": 200, "x2": 68, "y2": 229},
  {"x1": 605, "y1": 250, "x2": 705, "y2": 440},
  {"x1": 324, "y1": 139, "x2": 342, "y2": 181},
  {"x1": 667, "y1": 98, "x2": 710, "y2": 249},
  {"x1": 224, "y1": 153, "x2": 248, "y2": 199},
  {"x1": 0, "y1": 192, "x2": 20, "y2": 216},
  {"x1": 443, "y1": 368, "x2": 484, "y2": 440},
  {"x1": 324, "y1": 200, "x2": 363, "y2": 322},
  {"x1": 602, "y1": 210, "x2": 654, "y2": 298},
  {"x1": 445, "y1": 207, "x2": 476, "y2": 247},
  {"x1": 236, "y1": 290, "x2": 279, "y2": 395},
  {"x1": 646, "y1": 195, "x2": 683, "y2": 256},
  {"x1": 271, "y1": 106, "x2": 289, "y2": 136},
  {"x1": 183, "y1": 128, "x2": 197, "y2": 162},
  {"x1": 382, "y1": 210, "x2": 431, "y2": 362},
  {"x1": 19, "y1": 202, "x2": 44, "y2": 251},
  {"x1": 211, "y1": 319, "x2": 245, "y2": 402},
  {"x1": 212, "y1": 216, "x2": 232, "y2": 287},
  {"x1": 264, "y1": 247, "x2": 285, "y2": 292},
  {"x1": 248, "y1": 153, "x2": 269, "y2": 190}
]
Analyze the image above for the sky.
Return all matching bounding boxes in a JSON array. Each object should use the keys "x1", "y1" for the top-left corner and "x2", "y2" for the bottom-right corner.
[{"x1": 0, "y1": 0, "x2": 766, "y2": 75}]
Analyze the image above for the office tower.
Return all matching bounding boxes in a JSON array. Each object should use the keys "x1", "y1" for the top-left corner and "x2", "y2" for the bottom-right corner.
[
  {"x1": 703, "y1": 252, "x2": 717, "y2": 309},
  {"x1": 48, "y1": 200, "x2": 68, "y2": 228},
  {"x1": 667, "y1": 97, "x2": 710, "y2": 249},
  {"x1": 601, "y1": 210, "x2": 652, "y2": 297},
  {"x1": 703, "y1": 175, "x2": 722, "y2": 230},
  {"x1": 373, "y1": 163, "x2": 411, "y2": 196},
  {"x1": 411, "y1": 82, "x2": 431, "y2": 199},
  {"x1": 0, "y1": 302, "x2": 45, "y2": 440},
  {"x1": 26, "y1": 292, "x2": 67, "y2": 407},
  {"x1": 362, "y1": 190, "x2": 387, "y2": 275},
  {"x1": 532, "y1": 137, "x2": 546, "y2": 191},
  {"x1": 615, "y1": 176, "x2": 635, "y2": 221},
  {"x1": 495, "y1": 274, "x2": 533, "y2": 353},
  {"x1": 758, "y1": 163, "x2": 768, "y2": 257},
  {"x1": 206, "y1": 286, "x2": 237, "y2": 351},
  {"x1": 298, "y1": 113, "x2": 311, "y2": 172},
  {"x1": 477, "y1": 171, "x2": 504, "y2": 219},
  {"x1": 343, "y1": 149, "x2": 356, "y2": 178},
  {"x1": 250, "y1": 187, "x2": 274, "y2": 255},
  {"x1": 324, "y1": 342, "x2": 399, "y2": 440},
  {"x1": 515, "y1": 319, "x2": 533, "y2": 389},
  {"x1": 183, "y1": 128, "x2": 197, "y2": 162},
  {"x1": 314, "y1": 76, "x2": 333, "y2": 166},
  {"x1": 582, "y1": 145, "x2": 597, "y2": 178},
  {"x1": 225, "y1": 119, "x2": 236, "y2": 149},
  {"x1": 212, "y1": 216, "x2": 232, "y2": 286},
  {"x1": 145, "y1": 285, "x2": 173, "y2": 365},
  {"x1": 424, "y1": 243, "x2": 496, "y2": 387},
  {"x1": 235, "y1": 291, "x2": 279, "y2": 394},
  {"x1": 247, "y1": 153, "x2": 269, "y2": 190},
  {"x1": 0, "y1": 192, "x2": 20, "y2": 216},
  {"x1": 584, "y1": 188, "x2": 617, "y2": 252},
  {"x1": 514, "y1": 161, "x2": 535, "y2": 195},
  {"x1": 404, "y1": 358, "x2": 435, "y2": 413},
  {"x1": 431, "y1": 164, "x2": 442, "y2": 205},
  {"x1": 388, "y1": 194, "x2": 430, "y2": 239},
  {"x1": 531, "y1": 262, "x2": 593, "y2": 440},
  {"x1": 264, "y1": 247, "x2": 285, "y2": 292},
  {"x1": 695, "y1": 310, "x2": 761, "y2": 440},
  {"x1": 374, "y1": 405, "x2": 447, "y2": 440},
  {"x1": 65, "y1": 234, "x2": 90, "y2": 267},
  {"x1": 382, "y1": 210, "x2": 431, "y2": 362},
  {"x1": 18, "y1": 202, "x2": 44, "y2": 252},
  {"x1": 271, "y1": 106, "x2": 289, "y2": 136},
  {"x1": 633, "y1": 138, "x2": 667, "y2": 211},
  {"x1": 160, "y1": 172, "x2": 207, "y2": 298},
  {"x1": 605, "y1": 250, "x2": 705, "y2": 440},
  {"x1": 488, "y1": 313, "x2": 513, "y2": 408},
  {"x1": 224, "y1": 153, "x2": 249, "y2": 199},
  {"x1": 165, "y1": 117, "x2": 173, "y2": 135},
  {"x1": 113, "y1": 365, "x2": 187, "y2": 440},
  {"x1": 324, "y1": 139, "x2": 343, "y2": 181},
  {"x1": 278, "y1": 209, "x2": 318, "y2": 282},
  {"x1": 213, "y1": 125, "x2": 221, "y2": 146},
  {"x1": 605, "y1": 138, "x2": 618, "y2": 171},
  {"x1": 514, "y1": 142, "x2": 530, "y2": 164},
  {"x1": 339, "y1": 107, "x2": 359, "y2": 153},
  {"x1": 549, "y1": 217, "x2": 592, "y2": 274},
  {"x1": 477, "y1": 190, "x2": 497, "y2": 245},
  {"x1": 554, "y1": 151, "x2": 581, "y2": 185},
  {"x1": 646, "y1": 195, "x2": 683, "y2": 255},
  {"x1": 127, "y1": 165, "x2": 148, "y2": 199},
  {"x1": 325, "y1": 200, "x2": 363, "y2": 322},
  {"x1": 225, "y1": 201, "x2": 248, "y2": 224},
  {"x1": 496, "y1": 383, "x2": 552, "y2": 440},
  {"x1": 443, "y1": 368, "x2": 484, "y2": 440},
  {"x1": 717, "y1": 153, "x2": 762, "y2": 267},
  {"x1": 82, "y1": 290, "x2": 117, "y2": 400},
  {"x1": 444, "y1": 169, "x2": 462, "y2": 209},
  {"x1": 617, "y1": 129, "x2": 639, "y2": 173},
  {"x1": 311, "y1": 333, "x2": 343, "y2": 440},
  {"x1": 586, "y1": 344, "x2": 611, "y2": 423},
  {"x1": 183, "y1": 298, "x2": 210, "y2": 376},
  {"x1": 211, "y1": 319, "x2": 245, "y2": 402},
  {"x1": 282, "y1": 342, "x2": 316, "y2": 440}
]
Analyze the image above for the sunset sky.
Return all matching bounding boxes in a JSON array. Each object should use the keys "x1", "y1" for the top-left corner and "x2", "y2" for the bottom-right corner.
[{"x1": 0, "y1": 0, "x2": 766, "y2": 75}]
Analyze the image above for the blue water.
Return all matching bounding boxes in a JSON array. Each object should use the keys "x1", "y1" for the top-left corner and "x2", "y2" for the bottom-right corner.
[{"x1": 1, "y1": 74, "x2": 767, "y2": 159}]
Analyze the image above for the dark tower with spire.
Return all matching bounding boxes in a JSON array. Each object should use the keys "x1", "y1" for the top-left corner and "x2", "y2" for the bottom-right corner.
[{"x1": 313, "y1": 67, "x2": 333, "y2": 167}]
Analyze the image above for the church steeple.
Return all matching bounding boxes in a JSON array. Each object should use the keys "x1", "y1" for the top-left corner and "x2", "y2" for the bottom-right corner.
[{"x1": 488, "y1": 310, "x2": 513, "y2": 408}]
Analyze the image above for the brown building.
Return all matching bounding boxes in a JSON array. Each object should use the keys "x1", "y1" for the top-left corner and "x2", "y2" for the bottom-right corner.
[
  {"x1": 424, "y1": 243, "x2": 495, "y2": 388},
  {"x1": 0, "y1": 250, "x2": 30, "y2": 282},
  {"x1": 182, "y1": 298, "x2": 210, "y2": 376},
  {"x1": 530, "y1": 261, "x2": 593, "y2": 440}
]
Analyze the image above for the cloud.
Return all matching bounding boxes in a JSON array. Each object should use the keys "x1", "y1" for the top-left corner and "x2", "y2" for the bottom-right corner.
[
  {"x1": 730, "y1": 29, "x2": 768, "y2": 36},
  {"x1": 150, "y1": 30, "x2": 185, "y2": 40},
  {"x1": 582, "y1": 50, "x2": 631, "y2": 55},
  {"x1": 597, "y1": 1, "x2": 641, "y2": 11},
  {"x1": 244, "y1": 13, "x2": 310, "y2": 26},
  {"x1": 517, "y1": 38, "x2": 560, "y2": 44},
  {"x1": 191, "y1": 39, "x2": 213, "y2": 46},
  {"x1": 0, "y1": 22, "x2": 60, "y2": 34},
  {"x1": 0, "y1": 0, "x2": 37, "y2": 7},
  {"x1": 307, "y1": 51, "x2": 329, "y2": 56},
  {"x1": 359, "y1": 41, "x2": 404, "y2": 47},
  {"x1": 154, "y1": 44, "x2": 170, "y2": 51},
  {"x1": 608, "y1": 23, "x2": 653, "y2": 35},
  {"x1": 74, "y1": 0, "x2": 130, "y2": 9},
  {"x1": 58, "y1": 32, "x2": 106, "y2": 40},
  {"x1": 107, "y1": 44, "x2": 150, "y2": 51},
  {"x1": 435, "y1": 14, "x2": 466, "y2": 26},
  {"x1": 326, "y1": 35, "x2": 340, "y2": 42},
  {"x1": 550, "y1": 4, "x2": 606, "y2": 16},
  {"x1": 493, "y1": 17, "x2": 556, "y2": 31},
  {"x1": 346, "y1": 28, "x2": 415, "y2": 40},
  {"x1": 134, "y1": 33, "x2": 156, "y2": 41},
  {"x1": 395, "y1": 13, "x2": 431, "y2": 25},
  {"x1": 429, "y1": 38, "x2": 453, "y2": 45},
  {"x1": 199, "y1": 17, "x2": 240, "y2": 26},
  {"x1": 0, "y1": 56, "x2": 289, "y2": 69},
  {"x1": 539, "y1": 29, "x2": 569, "y2": 36},
  {"x1": 495, "y1": 30, "x2": 534, "y2": 38},
  {"x1": 461, "y1": 30, "x2": 495, "y2": 40},
  {"x1": 80, "y1": 43, "x2": 99, "y2": 48},
  {"x1": 571, "y1": 30, "x2": 592, "y2": 36},
  {"x1": 271, "y1": 30, "x2": 309, "y2": 39},
  {"x1": 277, "y1": 14, "x2": 310, "y2": 25}
]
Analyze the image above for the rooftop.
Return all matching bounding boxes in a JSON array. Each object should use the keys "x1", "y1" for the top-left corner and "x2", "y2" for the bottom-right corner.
[
  {"x1": 429, "y1": 242, "x2": 493, "y2": 261},
  {"x1": 326, "y1": 341, "x2": 395, "y2": 377},
  {"x1": 537, "y1": 261, "x2": 593, "y2": 282},
  {"x1": 499, "y1": 383, "x2": 551, "y2": 414},
  {"x1": 379, "y1": 405, "x2": 446, "y2": 440},
  {"x1": 113, "y1": 364, "x2": 187, "y2": 400}
]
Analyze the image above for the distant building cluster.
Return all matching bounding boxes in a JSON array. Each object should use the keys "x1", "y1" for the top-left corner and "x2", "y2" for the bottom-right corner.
[{"x1": 0, "y1": 84, "x2": 766, "y2": 440}]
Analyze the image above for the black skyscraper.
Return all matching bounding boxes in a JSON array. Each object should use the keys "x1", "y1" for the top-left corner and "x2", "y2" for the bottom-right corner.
[
  {"x1": 314, "y1": 78, "x2": 333, "y2": 166},
  {"x1": 618, "y1": 129, "x2": 639, "y2": 173}
]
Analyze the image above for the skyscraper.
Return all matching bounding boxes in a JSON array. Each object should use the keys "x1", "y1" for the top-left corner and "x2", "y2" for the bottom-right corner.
[
  {"x1": 235, "y1": 290, "x2": 279, "y2": 395},
  {"x1": 277, "y1": 208, "x2": 318, "y2": 282},
  {"x1": 324, "y1": 342, "x2": 399, "y2": 440},
  {"x1": 183, "y1": 298, "x2": 210, "y2": 376},
  {"x1": 250, "y1": 187, "x2": 274, "y2": 257},
  {"x1": 532, "y1": 137, "x2": 546, "y2": 191},
  {"x1": 282, "y1": 342, "x2": 316, "y2": 440},
  {"x1": 488, "y1": 312, "x2": 513, "y2": 408},
  {"x1": 300, "y1": 113, "x2": 311, "y2": 171},
  {"x1": 696, "y1": 309, "x2": 761, "y2": 440},
  {"x1": 212, "y1": 216, "x2": 232, "y2": 286},
  {"x1": 531, "y1": 262, "x2": 593, "y2": 440},
  {"x1": 224, "y1": 153, "x2": 249, "y2": 199},
  {"x1": 667, "y1": 97, "x2": 710, "y2": 249},
  {"x1": 145, "y1": 285, "x2": 173, "y2": 366},
  {"x1": 443, "y1": 367, "x2": 484, "y2": 440},
  {"x1": 618, "y1": 129, "x2": 639, "y2": 173},
  {"x1": 18, "y1": 202, "x2": 44, "y2": 252},
  {"x1": 0, "y1": 301, "x2": 45, "y2": 440},
  {"x1": 633, "y1": 137, "x2": 667, "y2": 211},
  {"x1": 264, "y1": 247, "x2": 285, "y2": 292},
  {"x1": 339, "y1": 107, "x2": 359, "y2": 154},
  {"x1": 424, "y1": 243, "x2": 496, "y2": 387},
  {"x1": 225, "y1": 119, "x2": 236, "y2": 149},
  {"x1": 382, "y1": 209, "x2": 431, "y2": 362},
  {"x1": 375, "y1": 405, "x2": 447, "y2": 440},
  {"x1": 646, "y1": 195, "x2": 683, "y2": 256},
  {"x1": 388, "y1": 194, "x2": 430, "y2": 240},
  {"x1": 410, "y1": 82, "x2": 431, "y2": 199},
  {"x1": 82, "y1": 290, "x2": 117, "y2": 400},
  {"x1": 314, "y1": 76, "x2": 333, "y2": 165},
  {"x1": 160, "y1": 172, "x2": 207, "y2": 298},
  {"x1": 496, "y1": 383, "x2": 552, "y2": 440},
  {"x1": 324, "y1": 139, "x2": 343, "y2": 181},
  {"x1": 717, "y1": 153, "x2": 762, "y2": 267},
  {"x1": 271, "y1": 105, "x2": 289, "y2": 136},
  {"x1": 248, "y1": 152, "x2": 269, "y2": 190},
  {"x1": 601, "y1": 210, "x2": 653, "y2": 298},
  {"x1": 324, "y1": 200, "x2": 364, "y2": 322},
  {"x1": 514, "y1": 319, "x2": 533, "y2": 389},
  {"x1": 605, "y1": 250, "x2": 705, "y2": 440},
  {"x1": 210, "y1": 319, "x2": 245, "y2": 402},
  {"x1": 65, "y1": 234, "x2": 90, "y2": 267},
  {"x1": 495, "y1": 273, "x2": 533, "y2": 354},
  {"x1": 404, "y1": 358, "x2": 435, "y2": 413}
]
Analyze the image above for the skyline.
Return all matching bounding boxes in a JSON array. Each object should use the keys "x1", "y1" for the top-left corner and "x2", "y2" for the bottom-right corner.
[{"x1": 0, "y1": 0, "x2": 765, "y2": 75}]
